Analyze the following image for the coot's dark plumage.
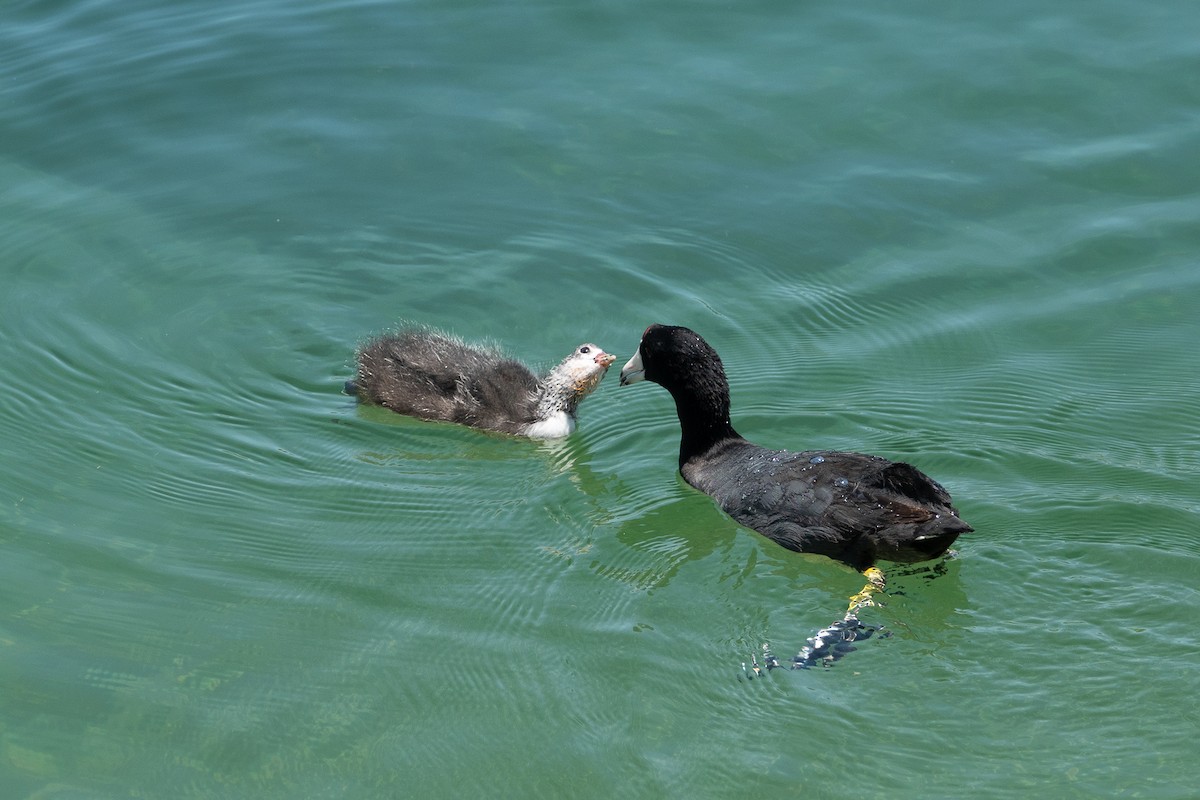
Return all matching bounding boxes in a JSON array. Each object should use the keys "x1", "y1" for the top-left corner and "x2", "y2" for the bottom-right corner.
[
  {"x1": 620, "y1": 324, "x2": 971, "y2": 570},
  {"x1": 349, "y1": 327, "x2": 615, "y2": 438}
]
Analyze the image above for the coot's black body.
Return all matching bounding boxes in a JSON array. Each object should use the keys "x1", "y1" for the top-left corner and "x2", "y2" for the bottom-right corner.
[
  {"x1": 620, "y1": 324, "x2": 971, "y2": 570},
  {"x1": 350, "y1": 328, "x2": 615, "y2": 439}
]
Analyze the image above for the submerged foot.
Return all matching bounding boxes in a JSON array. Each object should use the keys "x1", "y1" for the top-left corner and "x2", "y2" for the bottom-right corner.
[{"x1": 790, "y1": 613, "x2": 887, "y2": 669}]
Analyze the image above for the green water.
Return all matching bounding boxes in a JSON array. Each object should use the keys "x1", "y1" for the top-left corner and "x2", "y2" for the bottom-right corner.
[{"x1": 2, "y1": 1, "x2": 1198, "y2": 797}]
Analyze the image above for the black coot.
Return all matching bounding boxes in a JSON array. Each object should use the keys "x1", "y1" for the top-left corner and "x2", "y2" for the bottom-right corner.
[
  {"x1": 349, "y1": 327, "x2": 615, "y2": 438},
  {"x1": 620, "y1": 324, "x2": 971, "y2": 570}
]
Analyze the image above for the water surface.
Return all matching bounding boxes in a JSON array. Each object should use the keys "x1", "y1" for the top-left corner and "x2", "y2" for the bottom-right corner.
[{"x1": 2, "y1": 1, "x2": 1198, "y2": 797}]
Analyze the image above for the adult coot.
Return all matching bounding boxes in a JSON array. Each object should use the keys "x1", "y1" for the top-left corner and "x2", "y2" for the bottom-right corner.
[
  {"x1": 619, "y1": 324, "x2": 971, "y2": 570},
  {"x1": 349, "y1": 327, "x2": 616, "y2": 438}
]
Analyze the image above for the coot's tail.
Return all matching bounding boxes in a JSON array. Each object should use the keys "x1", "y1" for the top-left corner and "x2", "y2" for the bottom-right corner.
[{"x1": 911, "y1": 516, "x2": 973, "y2": 561}]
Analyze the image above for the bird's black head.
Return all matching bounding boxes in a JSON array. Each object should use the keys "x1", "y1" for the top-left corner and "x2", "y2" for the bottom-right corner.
[
  {"x1": 620, "y1": 324, "x2": 726, "y2": 390},
  {"x1": 619, "y1": 324, "x2": 736, "y2": 459}
]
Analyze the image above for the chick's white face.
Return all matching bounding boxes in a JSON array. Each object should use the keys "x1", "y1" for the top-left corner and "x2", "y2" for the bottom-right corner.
[{"x1": 564, "y1": 343, "x2": 616, "y2": 397}]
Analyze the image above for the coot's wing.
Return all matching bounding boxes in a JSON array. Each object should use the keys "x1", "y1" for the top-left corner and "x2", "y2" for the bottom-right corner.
[
  {"x1": 384, "y1": 330, "x2": 479, "y2": 394},
  {"x1": 356, "y1": 334, "x2": 463, "y2": 415},
  {"x1": 700, "y1": 447, "x2": 963, "y2": 567},
  {"x1": 457, "y1": 360, "x2": 541, "y2": 432},
  {"x1": 759, "y1": 451, "x2": 952, "y2": 521}
]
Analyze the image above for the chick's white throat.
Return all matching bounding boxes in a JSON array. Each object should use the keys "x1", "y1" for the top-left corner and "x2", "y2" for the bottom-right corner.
[{"x1": 524, "y1": 411, "x2": 576, "y2": 439}]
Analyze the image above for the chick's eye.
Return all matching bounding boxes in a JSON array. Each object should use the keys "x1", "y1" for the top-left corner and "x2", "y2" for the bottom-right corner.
[{"x1": 579, "y1": 346, "x2": 590, "y2": 354}]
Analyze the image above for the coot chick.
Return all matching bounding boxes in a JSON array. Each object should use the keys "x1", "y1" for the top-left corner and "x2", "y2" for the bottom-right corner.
[
  {"x1": 349, "y1": 328, "x2": 616, "y2": 438},
  {"x1": 619, "y1": 324, "x2": 971, "y2": 570}
]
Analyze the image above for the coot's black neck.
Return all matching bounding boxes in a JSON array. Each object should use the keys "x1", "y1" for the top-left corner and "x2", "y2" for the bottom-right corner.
[{"x1": 664, "y1": 370, "x2": 742, "y2": 469}]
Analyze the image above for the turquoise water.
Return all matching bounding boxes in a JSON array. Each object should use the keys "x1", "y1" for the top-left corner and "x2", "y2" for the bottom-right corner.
[{"x1": 3, "y1": 1, "x2": 1199, "y2": 797}]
